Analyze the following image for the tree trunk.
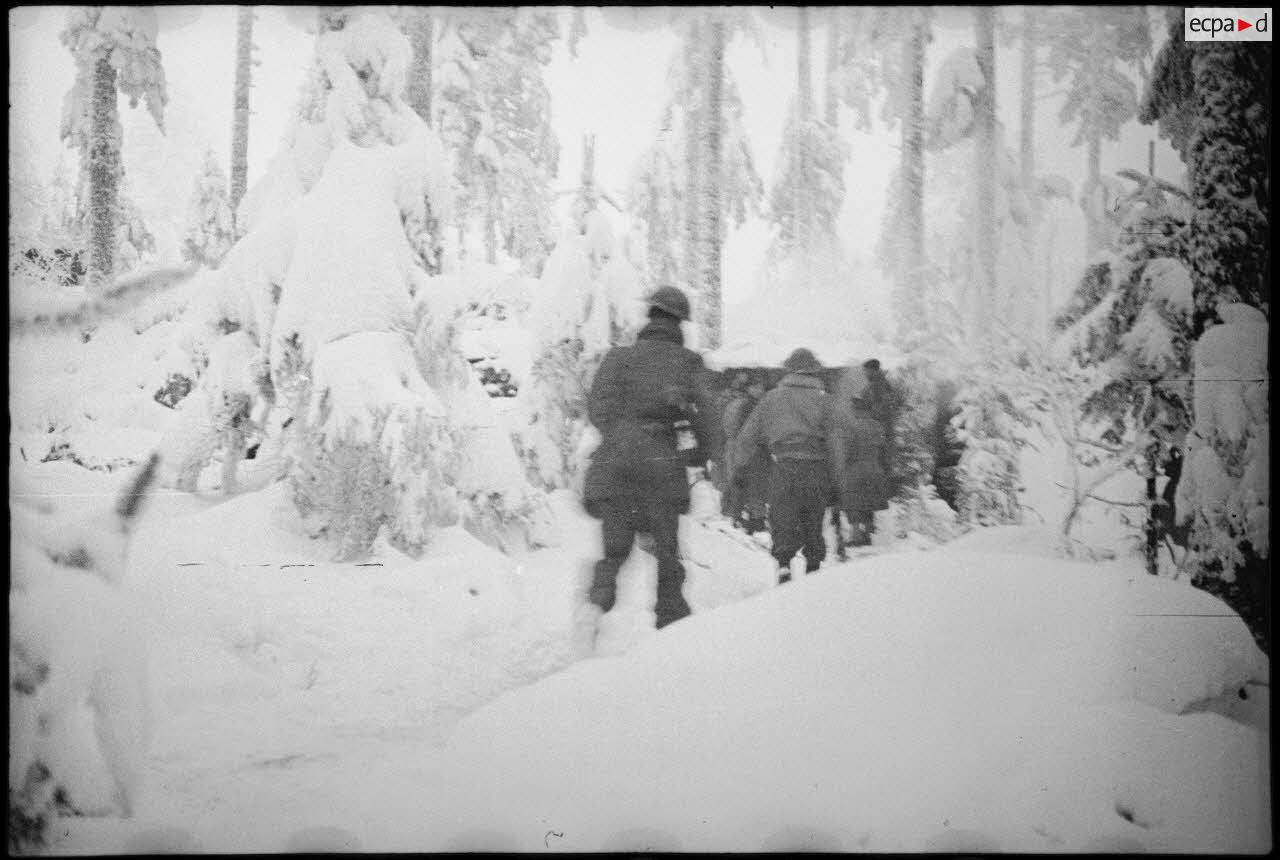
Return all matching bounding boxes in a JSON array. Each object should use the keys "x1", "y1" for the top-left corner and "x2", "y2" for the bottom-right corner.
[
  {"x1": 972, "y1": 7, "x2": 998, "y2": 341},
  {"x1": 1145, "y1": 443, "x2": 1160, "y2": 575},
  {"x1": 1083, "y1": 131, "x2": 1102, "y2": 257},
  {"x1": 87, "y1": 53, "x2": 120, "y2": 292},
  {"x1": 895, "y1": 12, "x2": 928, "y2": 345},
  {"x1": 702, "y1": 18, "x2": 725, "y2": 349},
  {"x1": 797, "y1": 6, "x2": 813, "y2": 255},
  {"x1": 230, "y1": 6, "x2": 253, "y2": 233},
  {"x1": 1019, "y1": 7, "x2": 1035, "y2": 192},
  {"x1": 405, "y1": 7, "x2": 433, "y2": 123},
  {"x1": 683, "y1": 16, "x2": 704, "y2": 297},
  {"x1": 824, "y1": 7, "x2": 841, "y2": 128}
]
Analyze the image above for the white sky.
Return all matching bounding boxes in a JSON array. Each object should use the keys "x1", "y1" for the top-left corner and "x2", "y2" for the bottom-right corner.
[{"x1": 9, "y1": 6, "x2": 1179, "y2": 271}]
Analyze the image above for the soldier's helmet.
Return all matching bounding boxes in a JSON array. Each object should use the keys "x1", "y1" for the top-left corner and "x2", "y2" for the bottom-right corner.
[
  {"x1": 782, "y1": 347, "x2": 823, "y2": 374},
  {"x1": 647, "y1": 285, "x2": 692, "y2": 322}
]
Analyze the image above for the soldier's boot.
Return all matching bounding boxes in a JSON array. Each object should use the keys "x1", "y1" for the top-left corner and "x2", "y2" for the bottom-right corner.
[{"x1": 654, "y1": 586, "x2": 692, "y2": 630}]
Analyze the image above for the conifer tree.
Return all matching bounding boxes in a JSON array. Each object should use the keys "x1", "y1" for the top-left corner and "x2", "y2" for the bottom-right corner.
[
  {"x1": 60, "y1": 7, "x2": 168, "y2": 291},
  {"x1": 183, "y1": 149, "x2": 236, "y2": 268}
]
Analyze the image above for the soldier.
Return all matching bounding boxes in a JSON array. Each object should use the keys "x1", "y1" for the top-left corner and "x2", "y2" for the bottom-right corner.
[
  {"x1": 582, "y1": 286, "x2": 717, "y2": 631},
  {"x1": 732, "y1": 348, "x2": 840, "y2": 583}
]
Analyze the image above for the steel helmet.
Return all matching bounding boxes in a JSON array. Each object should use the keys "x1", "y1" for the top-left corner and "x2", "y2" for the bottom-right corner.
[
  {"x1": 782, "y1": 347, "x2": 823, "y2": 374},
  {"x1": 647, "y1": 285, "x2": 692, "y2": 322}
]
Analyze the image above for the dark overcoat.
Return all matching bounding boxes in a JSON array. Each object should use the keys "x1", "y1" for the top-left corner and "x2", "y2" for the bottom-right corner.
[
  {"x1": 582, "y1": 317, "x2": 715, "y2": 517},
  {"x1": 833, "y1": 404, "x2": 891, "y2": 514}
]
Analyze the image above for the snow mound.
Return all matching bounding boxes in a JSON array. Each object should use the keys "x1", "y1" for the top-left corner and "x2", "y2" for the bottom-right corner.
[{"x1": 438, "y1": 551, "x2": 1269, "y2": 852}]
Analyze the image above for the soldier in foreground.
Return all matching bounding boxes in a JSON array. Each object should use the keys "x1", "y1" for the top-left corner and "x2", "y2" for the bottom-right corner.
[{"x1": 582, "y1": 286, "x2": 717, "y2": 632}]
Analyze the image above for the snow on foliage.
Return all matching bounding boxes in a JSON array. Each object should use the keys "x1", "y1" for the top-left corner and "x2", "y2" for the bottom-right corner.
[
  {"x1": 1177, "y1": 304, "x2": 1269, "y2": 568},
  {"x1": 10, "y1": 458, "x2": 159, "y2": 846},
  {"x1": 923, "y1": 46, "x2": 982, "y2": 149},
  {"x1": 181, "y1": 150, "x2": 235, "y2": 268},
  {"x1": 237, "y1": 9, "x2": 451, "y2": 240}
]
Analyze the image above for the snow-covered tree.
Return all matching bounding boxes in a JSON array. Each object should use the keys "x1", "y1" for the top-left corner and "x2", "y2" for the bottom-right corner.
[
  {"x1": 1054, "y1": 173, "x2": 1195, "y2": 570},
  {"x1": 59, "y1": 7, "x2": 167, "y2": 291},
  {"x1": 1140, "y1": 9, "x2": 1269, "y2": 646},
  {"x1": 182, "y1": 150, "x2": 235, "y2": 268},
  {"x1": 626, "y1": 8, "x2": 763, "y2": 342},
  {"x1": 434, "y1": 8, "x2": 560, "y2": 274},
  {"x1": 1140, "y1": 7, "x2": 1269, "y2": 332},
  {"x1": 1175, "y1": 304, "x2": 1269, "y2": 632},
  {"x1": 229, "y1": 5, "x2": 254, "y2": 229},
  {"x1": 519, "y1": 210, "x2": 647, "y2": 492},
  {"x1": 9, "y1": 455, "x2": 159, "y2": 848},
  {"x1": 1043, "y1": 6, "x2": 1152, "y2": 258},
  {"x1": 852, "y1": 7, "x2": 934, "y2": 348},
  {"x1": 168, "y1": 9, "x2": 552, "y2": 559}
]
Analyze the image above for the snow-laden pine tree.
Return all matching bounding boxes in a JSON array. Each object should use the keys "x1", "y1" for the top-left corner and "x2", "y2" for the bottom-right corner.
[
  {"x1": 1053, "y1": 173, "x2": 1194, "y2": 568},
  {"x1": 1141, "y1": 8, "x2": 1270, "y2": 648},
  {"x1": 164, "y1": 9, "x2": 552, "y2": 558},
  {"x1": 626, "y1": 7, "x2": 763, "y2": 338},
  {"x1": 1175, "y1": 304, "x2": 1269, "y2": 646},
  {"x1": 1043, "y1": 6, "x2": 1152, "y2": 258},
  {"x1": 518, "y1": 201, "x2": 648, "y2": 493},
  {"x1": 434, "y1": 8, "x2": 560, "y2": 274},
  {"x1": 1140, "y1": 8, "x2": 1269, "y2": 332},
  {"x1": 903, "y1": 37, "x2": 1038, "y2": 528},
  {"x1": 854, "y1": 8, "x2": 933, "y2": 351},
  {"x1": 229, "y1": 5, "x2": 254, "y2": 231},
  {"x1": 182, "y1": 149, "x2": 235, "y2": 268},
  {"x1": 59, "y1": 7, "x2": 167, "y2": 291},
  {"x1": 756, "y1": 6, "x2": 851, "y2": 330}
]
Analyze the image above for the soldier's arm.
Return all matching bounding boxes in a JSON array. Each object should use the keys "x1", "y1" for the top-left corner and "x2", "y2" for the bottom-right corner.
[
  {"x1": 732, "y1": 397, "x2": 766, "y2": 477},
  {"x1": 587, "y1": 347, "x2": 627, "y2": 434},
  {"x1": 825, "y1": 400, "x2": 846, "y2": 477},
  {"x1": 688, "y1": 361, "x2": 721, "y2": 459}
]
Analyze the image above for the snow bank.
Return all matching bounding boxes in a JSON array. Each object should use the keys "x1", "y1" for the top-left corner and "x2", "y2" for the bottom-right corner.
[{"x1": 439, "y1": 551, "x2": 1269, "y2": 852}]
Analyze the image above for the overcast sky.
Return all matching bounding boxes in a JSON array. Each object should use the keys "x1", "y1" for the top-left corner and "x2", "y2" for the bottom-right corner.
[{"x1": 9, "y1": 6, "x2": 1178, "y2": 273}]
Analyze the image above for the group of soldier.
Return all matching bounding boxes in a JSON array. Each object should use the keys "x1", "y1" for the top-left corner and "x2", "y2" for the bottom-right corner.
[{"x1": 582, "y1": 285, "x2": 898, "y2": 634}]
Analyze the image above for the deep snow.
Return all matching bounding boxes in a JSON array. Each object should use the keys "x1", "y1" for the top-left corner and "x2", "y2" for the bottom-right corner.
[{"x1": 12, "y1": 454, "x2": 1269, "y2": 855}]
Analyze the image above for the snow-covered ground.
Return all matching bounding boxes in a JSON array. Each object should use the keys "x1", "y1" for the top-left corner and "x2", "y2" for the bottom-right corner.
[{"x1": 11, "y1": 445, "x2": 1269, "y2": 854}]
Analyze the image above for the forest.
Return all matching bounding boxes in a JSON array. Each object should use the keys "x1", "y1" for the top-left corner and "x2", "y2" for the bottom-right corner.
[{"x1": 8, "y1": 6, "x2": 1271, "y2": 854}]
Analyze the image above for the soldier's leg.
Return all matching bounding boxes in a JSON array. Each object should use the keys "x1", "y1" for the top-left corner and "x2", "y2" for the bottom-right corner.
[
  {"x1": 848, "y1": 510, "x2": 873, "y2": 546},
  {"x1": 591, "y1": 500, "x2": 636, "y2": 613},
  {"x1": 769, "y1": 461, "x2": 801, "y2": 578},
  {"x1": 649, "y1": 502, "x2": 691, "y2": 629},
  {"x1": 802, "y1": 464, "x2": 828, "y2": 573}
]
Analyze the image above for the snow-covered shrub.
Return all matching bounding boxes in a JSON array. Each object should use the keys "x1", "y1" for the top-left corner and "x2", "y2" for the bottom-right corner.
[
  {"x1": 519, "y1": 221, "x2": 642, "y2": 492},
  {"x1": 9, "y1": 456, "x2": 159, "y2": 849},
  {"x1": 1176, "y1": 303, "x2": 1269, "y2": 572},
  {"x1": 155, "y1": 330, "x2": 265, "y2": 494},
  {"x1": 887, "y1": 482, "x2": 960, "y2": 546},
  {"x1": 182, "y1": 150, "x2": 235, "y2": 268},
  {"x1": 952, "y1": 376, "x2": 1028, "y2": 528}
]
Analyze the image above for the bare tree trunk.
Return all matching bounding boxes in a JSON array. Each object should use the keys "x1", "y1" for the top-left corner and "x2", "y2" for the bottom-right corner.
[
  {"x1": 1019, "y1": 7, "x2": 1035, "y2": 192},
  {"x1": 229, "y1": 6, "x2": 254, "y2": 231},
  {"x1": 973, "y1": 7, "x2": 998, "y2": 341},
  {"x1": 895, "y1": 12, "x2": 928, "y2": 345},
  {"x1": 824, "y1": 7, "x2": 841, "y2": 128},
  {"x1": 405, "y1": 7, "x2": 433, "y2": 123},
  {"x1": 702, "y1": 18, "x2": 725, "y2": 349},
  {"x1": 683, "y1": 16, "x2": 704, "y2": 297},
  {"x1": 483, "y1": 171, "x2": 497, "y2": 265},
  {"x1": 797, "y1": 6, "x2": 813, "y2": 255},
  {"x1": 1083, "y1": 131, "x2": 1103, "y2": 257},
  {"x1": 401, "y1": 8, "x2": 444, "y2": 274},
  {"x1": 87, "y1": 54, "x2": 120, "y2": 292}
]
